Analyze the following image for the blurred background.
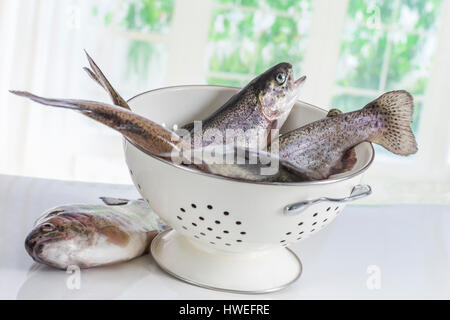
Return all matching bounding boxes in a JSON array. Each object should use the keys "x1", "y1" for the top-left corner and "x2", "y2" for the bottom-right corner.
[{"x1": 0, "y1": 0, "x2": 448, "y2": 204}]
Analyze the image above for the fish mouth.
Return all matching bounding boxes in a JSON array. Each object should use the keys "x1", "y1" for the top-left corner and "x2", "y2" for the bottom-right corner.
[
  {"x1": 284, "y1": 75, "x2": 306, "y2": 107},
  {"x1": 293, "y1": 75, "x2": 306, "y2": 90},
  {"x1": 25, "y1": 233, "x2": 66, "y2": 264}
]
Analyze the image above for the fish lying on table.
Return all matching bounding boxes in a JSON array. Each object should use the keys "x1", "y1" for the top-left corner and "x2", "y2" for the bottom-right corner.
[{"x1": 25, "y1": 197, "x2": 169, "y2": 269}]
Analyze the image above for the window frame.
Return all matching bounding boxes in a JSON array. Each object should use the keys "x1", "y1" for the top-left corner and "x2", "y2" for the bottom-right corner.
[{"x1": 166, "y1": 0, "x2": 450, "y2": 203}]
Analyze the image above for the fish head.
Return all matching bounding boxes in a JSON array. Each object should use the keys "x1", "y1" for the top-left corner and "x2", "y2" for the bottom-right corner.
[
  {"x1": 255, "y1": 62, "x2": 306, "y2": 122},
  {"x1": 25, "y1": 213, "x2": 92, "y2": 269}
]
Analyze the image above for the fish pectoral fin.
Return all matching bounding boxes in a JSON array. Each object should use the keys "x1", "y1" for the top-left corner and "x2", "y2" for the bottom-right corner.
[
  {"x1": 329, "y1": 148, "x2": 357, "y2": 176},
  {"x1": 99, "y1": 197, "x2": 130, "y2": 206},
  {"x1": 99, "y1": 226, "x2": 130, "y2": 247}
]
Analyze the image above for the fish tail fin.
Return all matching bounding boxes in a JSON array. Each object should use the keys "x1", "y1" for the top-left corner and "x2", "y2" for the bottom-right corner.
[
  {"x1": 9, "y1": 90, "x2": 92, "y2": 112},
  {"x1": 366, "y1": 90, "x2": 418, "y2": 156},
  {"x1": 83, "y1": 50, "x2": 130, "y2": 110}
]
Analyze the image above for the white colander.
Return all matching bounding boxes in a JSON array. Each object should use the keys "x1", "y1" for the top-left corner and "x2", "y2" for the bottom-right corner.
[{"x1": 123, "y1": 86, "x2": 373, "y2": 293}]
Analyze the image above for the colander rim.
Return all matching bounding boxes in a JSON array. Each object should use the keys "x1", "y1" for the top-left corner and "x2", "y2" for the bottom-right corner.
[{"x1": 125, "y1": 85, "x2": 375, "y2": 187}]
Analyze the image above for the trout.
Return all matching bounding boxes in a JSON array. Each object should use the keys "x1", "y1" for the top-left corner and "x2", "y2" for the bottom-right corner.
[
  {"x1": 25, "y1": 197, "x2": 168, "y2": 269},
  {"x1": 277, "y1": 90, "x2": 418, "y2": 180}
]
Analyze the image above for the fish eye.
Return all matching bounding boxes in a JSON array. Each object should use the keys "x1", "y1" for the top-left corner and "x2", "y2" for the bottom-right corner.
[
  {"x1": 40, "y1": 223, "x2": 55, "y2": 232},
  {"x1": 275, "y1": 72, "x2": 286, "y2": 85}
]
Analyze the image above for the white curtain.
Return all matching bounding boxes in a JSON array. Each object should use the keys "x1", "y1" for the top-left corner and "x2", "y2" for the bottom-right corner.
[{"x1": 0, "y1": 0, "x2": 164, "y2": 184}]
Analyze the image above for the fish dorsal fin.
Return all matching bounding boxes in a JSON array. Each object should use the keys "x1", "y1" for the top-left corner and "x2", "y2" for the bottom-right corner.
[
  {"x1": 99, "y1": 197, "x2": 130, "y2": 206},
  {"x1": 326, "y1": 108, "x2": 342, "y2": 117}
]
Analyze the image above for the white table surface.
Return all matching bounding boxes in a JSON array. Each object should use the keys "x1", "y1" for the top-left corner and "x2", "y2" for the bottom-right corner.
[{"x1": 0, "y1": 174, "x2": 449, "y2": 300}]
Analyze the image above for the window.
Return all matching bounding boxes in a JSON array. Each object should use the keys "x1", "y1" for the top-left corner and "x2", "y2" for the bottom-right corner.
[
  {"x1": 1, "y1": 0, "x2": 449, "y2": 203},
  {"x1": 206, "y1": 0, "x2": 313, "y2": 87}
]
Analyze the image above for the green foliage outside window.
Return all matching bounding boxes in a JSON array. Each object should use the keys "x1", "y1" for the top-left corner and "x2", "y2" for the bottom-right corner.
[
  {"x1": 334, "y1": 0, "x2": 443, "y2": 137},
  {"x1": 92, "y1": 0, "x2": 174, "y2": 80},
  {"x1": 94, "y1": 0, "x2": 443, "y2": 138},
  {"x1": 207, "y1": 0, "x2": 312, "y2": 87}
]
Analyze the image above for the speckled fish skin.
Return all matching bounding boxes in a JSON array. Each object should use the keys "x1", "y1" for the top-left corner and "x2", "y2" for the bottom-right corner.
[
  {"x1": 277, "y1": 90, "x2": 418, "y2": 180},
  {"x1": 198, "y1": 108, "x2": 347, "y2": 182},
  {"x1": 202, "y1": 148, "x2": 303, "y2": 182},
  {"x1": 9, "y1": 90, "x2": 188, "y2": 159},
  {"x1": 82, "y1": 53, "x2": 305, "y2": 153},
  {"x1": 185, "y1": 63, "x2": 306, "y2": 149},
  {"x1": 25, "y1": 198, "x2": 169, "y2": 269}
]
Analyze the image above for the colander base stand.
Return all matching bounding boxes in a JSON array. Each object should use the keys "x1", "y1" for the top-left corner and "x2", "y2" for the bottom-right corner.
[{"x1": 151, "y1": 229, "x2": 302, "y2": 294}]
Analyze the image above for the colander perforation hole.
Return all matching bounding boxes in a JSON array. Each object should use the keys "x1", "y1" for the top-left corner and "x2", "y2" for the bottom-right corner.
[
  {"x1": 216, "y1": 236, "x2": 221, "y2": 240},
  {"x1": 298, "y1": 222, "x2": 303, "y2": 226},
  {"x1": 280, "y1": 240, "x2": 286, "y2": 243},
  {"x1": 299, "y1": 231, "x2": 304, "y2": 235},
  {"x1": 240, "y1": 231, "x2": 246, "y2": 235},
  {"x1": 335, "y1": 206, "x2": 339, "y2": 211},
  {"x1": 199, "y1": 216, "x2": 204, "y2": 221},
  {"x1": 177, "y1": 216, "x2": 182, "y2": 220},
  {"x1": 286, "y1": 232, "x2": 291, "y2": 235},
  {"x1": 200, "y1": 232, "x2": 206, "y2": 236},
  {"x1": 223, "y1": 230, "x2": 229, "y2": 234},
  {"x1": 182, "y1": 226, "x2": 188, "y2": 230},
  {"x1": 297, "y1": 237, "x2": 302, "y2": 240},
  {"x1": 313, "y1": 213, "x2": 318, "y2": 217},
  {"x1": 236, "y1": 240, "x2": 242, "y2": 243},
  {"x1": 311, "y1": 229, "x2": 315, "y2": 232},
  {"x1": 180, "y1": 208, "x2": 185, "y2": 213},
  {"x1": 215, "y1": 220, "x2": 221, "y2": 224},
  {"x1": 236, "y1": 221, "x2": 242, "y2": 225},
  {"x1": 225, "y1": 243, "x2": 231, "y2": 246},
  {"x1": 137, "y1": 184, "x2": 142, "y2": 190},
  {"x1": 192, "y1": 223, "x2": 197, "y2": 227},
  {"x1": 312, "y1": 222, "x2": 317, "y2": 226},
  {"x1": 323, "y1": 219, "x2": 328, "y2": 222},
  {"x1": 207, "y1": 227, "x2": 213, "y2": 231},
  {"x1": 327, "y1": 207, "x2": 331, "y2": 211},
  {"x1": 223, "y1": 211, "x2": 229, "y2": 216},
  {"x1": 207, "y1": 205, "x2": 213, "y2": 210},
  {"x1": 191, "y1": 204, "x2": 197, "y2": 209},
  {"x1": 194, "y1": 235, "x2": 199, "y2": 239},
  {"x1": 210, "y1": 242, "x2": 215, "y2": 245}
]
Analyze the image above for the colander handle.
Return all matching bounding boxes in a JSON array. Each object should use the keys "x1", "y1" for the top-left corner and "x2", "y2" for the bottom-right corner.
[{"x1": 284, "y1": 184, "x2": 372, "y2": 216}]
